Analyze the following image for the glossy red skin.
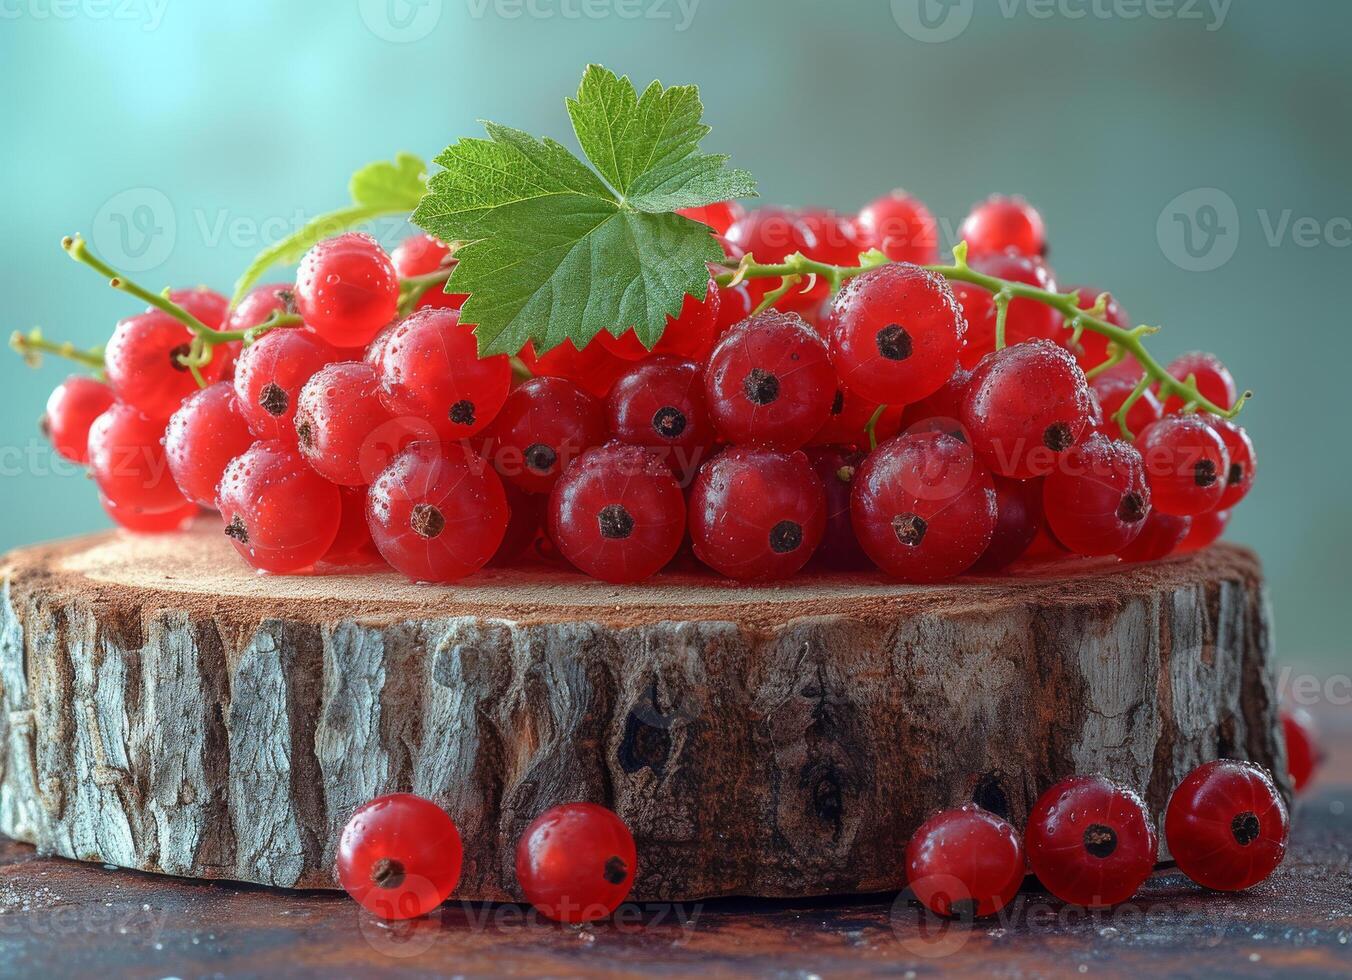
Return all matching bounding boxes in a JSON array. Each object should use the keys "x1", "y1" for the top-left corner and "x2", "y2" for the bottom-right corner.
[
  {"x1": 516, "y1": 803, "x2": 636, "y2": 923},
  {"x1": 105, "y1": 310, "x2": 223, "y2": 419},
  {"x1": 164, "y1": 382, "x2": 256, "y2": 509},
  {"x1": 960, "y1": 195, "x2": 1047, "y2": 258},
  {"x1": 1090, "y1": 374, "x2": 1163, "y2": 439},
  {"x1": 1138, "y1": 415, "x2": 1230, "y2": 516},
  {"x1": 318, "y1": 486, "x2": 386, "y2": 571},
  {"x1": 337, "y1": 793, "x2": 463, "y2": 921},
  {"x1": 1178, "y1": 507, "x2": 1230, "y2": 552},
  {"x1": 704, "y1": 311, "x2": 836, "y2": 451},
  {"x1": 906, "y1": 805, "x2": 1025, "y2": 918},
  {"x1": 486, "y1": 377, "x2": 607, "y2": 495},
  {"x1": 372, "y1": 308, "x2": 511, "y2": 441},
  {"x1": 1061, "y1": 287, "x2": 1130, "y2": 371},
  {"x1": 296, "y1": 232, "x2": 400, "y2": 348},
  {"x1": 597, "y1": 279, "x2": 721, "y2": 361},
  {"x1": 87, "y1": 403, "x2": 189, "y2": 515},
  {"x1": 689, "y1": 447, "x2": 826, "y2": 581},
  {"x1": 43, "y1": 375, "x2": 114, "y2": 464},
  {"x1": 166, "y1": 287, "x2": 229, "y2": 329},
  {"x1": 678, "y1": 200, "x2": 745, "y2": 235},
  {"x1": 1025, "y1": 775, "x2": 1158, "y2": 908},
  {"x1": 807, "y1": 447, "x2": 871, "y2": 571},
  {"x1": 853, "y1": 190, "x2": 940, "y2": 265},
  {"x1": 226, "y1": 283, "x2": 295, "y2": 333},
  {"x1": 956, "y1": 252, "x2": 1060, "y2": 367},
  {"x1": 1206, "y1": 418, "x2": 1256, "y2": 509},
  {"x1": 1282, "y1": 708, "x2": 1321, "y2": 793},
  {"x1": 899, "y1": 366, "x2": 974, "y2": 434},
  {"x1": 1165, "y1": 760, "x2": 1289, "y2": 892},
  {"x1": 810, "y1": 389, "x2": 903, "y2": 449},
  {"x1": 295, "y1": 361, "x2": 414, "y2": 487},
  {"x1": 491, "y1": 482, "x2": 547, "y2": 567},
  {"x1": 518, "y1": 339, "x2": 631, "y2": 401},
  {"x1": 391, "y1": 234, "x2": 468, "y2": 310},
  {"x1": 724, "y1": 208, "x2": 818, "y2": 308},
  {"x1": 1043, "y1": 434, "x2": 1151, "y2": 557},
  {"x1": 232, "y1": 328, "x2": 343, "y2": 443},
  {"x1": 367, "y1": 442, "x2": 508, "y2": 583},
  {"x1": 851, "y1": 431, "x2": 997, "y2": 581},
  {"x1": 1163, "y1": 352, "x2": 1237, "y2": 414},
  {"x1": 972, "y1": 475, "x2": 1043, "y2": 573},
  {"x1": 1117, "y1": 509, "x2": 1192, "y2": 562},
  {"x1": 826, "y1": 264, "x2": 965, "y2": 406},
  {"x1": 98, "y1": 495, "x2": 198, "y2": 533},
  {"x1": 216, "y1": 440, "x2": 341, "y2": 573},
  {"x1": 961, "y1": 340, "x2": 1095, "y2": 480},
  {"x1": 548, "y1": 443, "x2": 686, "y2": 583},
  {"x1": 607, "y1": 357, "x2": 716, "y2": 485}
]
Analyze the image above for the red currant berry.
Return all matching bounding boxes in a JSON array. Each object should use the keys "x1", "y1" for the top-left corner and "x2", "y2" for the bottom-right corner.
[
  {"x1": 226, "y1": 283, "x2": 296, "y2": 334},
  {"x1": 1061, "y1": 287, "x2": 1129, "y2": 370},
  {"x1": 164, "y1": 382, "x2": 256, "y2": 509},
  {"x1": 166, "y1": 286, "x2": 229, "y2": 329},
  {"x1": 295, "y1": 361, "x2": 419, "y2": 487},
  {"x1": 597, "y1": 278, "x2": 720, "y2": 361},
  {"x1": 216, "y1": 440, "x2": 341, "y2": 573},
  {"x1": 486, "y1": 377, "x2": 607, "y2": 495},
  {"x1": 296, "y1": 232, "x2": 400, "y2": 348},
  {"x1": 961, "y1": 340, "x2": 1095, "y2": 480},
  {"x1": 1178, "y1": 507, "x2": 1230, "y2": 552},
  {"x1": 319, "y1": 486, "x2": 386, "y2": 571},
  {"x1": 960, "y1": 195, "x2": 1046, "y2": 258},
  {"x1": 1090, "y1": 374, "x2": 1163, "y2": 439},
  {"x1": 826, "y1": 264, "x2": 965, "y2": 406},
  {"x1": 607, "y1": 356, "x2": 715, "y2": 482},
  {"x1": 724, "y1": 208, "x2": 816, "y2": 307},
  {"x1": 801, "y1": 208, "x2": 866, "y2": 267},
  {"x1": 956, "y1": 253, "x2": 1060, "y2": 367},
  {"x1": 518, "y1": 339, "x2": 630, "y2": 400},
  {"x1": 851, "y1": 431, "x2": 997, "y2": 581},
  {"x1": 689, "y1": 447, "x2": 826, "y2": 580},
  {"x1": 906, "y1": 805, "x2": 1025, "y2": 919},
  {"x1": 43, "y1": 375, "x2": 114, "y2": 464},
  {"x1": 233, "y1": 328, "x2": 343, "y2": 442},
  {"x1": 853, "y1": 190, "x2": 940, "y2": 265},
  {"x1": 492, "y1": 482, "x2": 547, "y2": 567},
  {"x1": 807, "y1": 447, "x2": 871, "y2": 570},
  {"x1": 1163, "y1": 352, "x2": 1237, "y2": 414},
  {"x1": 516, "y1": 803, "x2": 636, "y2": 923},
  {"x1": 105, "y1": 311, "x2": 221, "y2": 419},
  {"x1": 1043, "y1": 434, "x2": 1151, "y2": 556},
  {"x1": 972, "y1": 475, "x2": 1044, "y2": 573},
  {"x1": 548, "y1": 443, "x2": 686, "y2": 583},
  {"x1": 810, "y1": 389, "x2": 903, "y2": 449},
  {"x1": 373, "y1": 308, "x2": 511, "y2": 440},
  {"x1": 337, "y1": 793, "x2": 463, "y2": 921},
  {"x1": 1117, "y1": 510, "x2": 1192, "y2": 563},
  {"x1": 1206, "y1": 418, "x2": 1256, "y2": 510},
  {"x1": 1137, "y1": 415, "x2": 1230, "y2": 516},
  {"x1": 367, "y1": 442, "x2": 508, "y2": 583},
  {"x1": 704, "y1": 311, "x2": 835, "y2": 451},
  {"x1": 899, "y1": 366, "x2": 974, "y2": 432},
  {"x1": 1165, "y1": 760, "x2": 1289, "y2": 892},
  {"x1": 1281, "y1": 708, "x2": 1321, "y2": 794},
  {"x1": 1025, "y1": 775, "x2": 1157, "y2": 908},
  {"x1": 392, "y1": 234, "x2": 468, "y2": 311},
  {"x1": 99, "y1": 495, "x2": 198, "y2": 533},
  {"x1": 87, "y1": 403, "x2": 190, "y2": 516},
  {"x1": 678, "y1": 200, "x2": 745, "y2": 235}
]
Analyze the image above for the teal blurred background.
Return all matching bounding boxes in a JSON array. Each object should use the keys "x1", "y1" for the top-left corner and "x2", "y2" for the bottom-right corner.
[{"x1": 1, "y1": 1, "x2": 1348, "y2": 673}]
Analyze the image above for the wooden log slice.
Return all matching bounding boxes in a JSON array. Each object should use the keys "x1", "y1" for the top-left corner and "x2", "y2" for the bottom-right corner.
[{"x1": 0, "y1": 523, "x2": 1284, "y2": 901}]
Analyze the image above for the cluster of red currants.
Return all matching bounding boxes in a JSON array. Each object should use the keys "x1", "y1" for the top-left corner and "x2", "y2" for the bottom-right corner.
[
  {"x1": 337, "y1": 794, "x2": 635, "y2": 923},
  {"x1": 907, "y1": 759, "x2": 1289, "y2": 919},
  {"x1": 41, "y1": 192, "x2": 1254, "y2": 585}
]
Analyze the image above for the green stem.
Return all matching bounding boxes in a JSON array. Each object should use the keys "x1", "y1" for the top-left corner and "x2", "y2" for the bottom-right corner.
[
  {"x1": 10, "y1": 328, "x2": 105, "y2": 372},
  {"x1": 992, "y1": 290, "x2": 1012, "y2": 351},
  {"x1": 752, "y1": 275, "x2": 802, "y2": 316},
  {"x1": 397, "y1": 267, "x2": 455, "y2": 317},
  {"x1": 716, "y1": 243, "x2": 1250, "y2": 422},
  {"x1": 864, "y1": 403, "x2": 888, "y2": 451}
]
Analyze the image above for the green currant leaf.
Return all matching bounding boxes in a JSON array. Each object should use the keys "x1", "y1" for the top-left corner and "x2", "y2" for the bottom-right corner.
[
  {"x1": 230, "y1": 152, "x2": 428, "y2": 307},
  {"x1": 412, "y1": 65, "x2": 757, "y2": 357}
]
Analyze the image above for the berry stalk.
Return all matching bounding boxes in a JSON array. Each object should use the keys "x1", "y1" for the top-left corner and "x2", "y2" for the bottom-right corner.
[
  {"x1": 9, "y1": 328, "x2": 105, "y2": 372},
  {"x1": 717, "y1": 243, "x2": 1251, "y2": 438}
]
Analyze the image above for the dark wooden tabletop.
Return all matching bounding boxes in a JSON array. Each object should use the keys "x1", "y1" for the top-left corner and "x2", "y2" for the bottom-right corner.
[{"x1": 1, "y1": 745, "x2": 1348, "y2": 979}]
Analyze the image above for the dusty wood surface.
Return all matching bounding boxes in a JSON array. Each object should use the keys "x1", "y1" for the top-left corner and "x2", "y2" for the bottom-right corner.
[{"x1": 0, "y1": 524, "x2": 1285, "y2": 902}]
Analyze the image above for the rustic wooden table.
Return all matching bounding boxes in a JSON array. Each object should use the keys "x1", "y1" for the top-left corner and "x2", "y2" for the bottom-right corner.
[{"x1": 1, "y1": 741, "x2": 1348, "y2": 978}]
